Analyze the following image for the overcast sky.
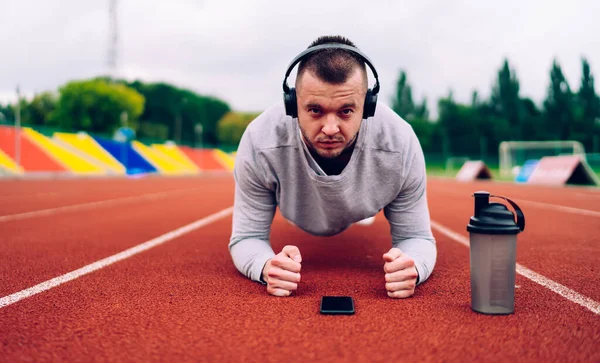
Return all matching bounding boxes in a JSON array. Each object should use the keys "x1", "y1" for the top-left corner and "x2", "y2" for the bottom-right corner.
[{"x1": 1, "y1": 0, "x2": 599, "y2": 117}]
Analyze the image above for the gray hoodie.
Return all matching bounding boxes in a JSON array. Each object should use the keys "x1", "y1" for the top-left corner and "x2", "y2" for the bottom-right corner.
[{"x1": 228, "y1": 101, "x2": 437, "y2": 285}]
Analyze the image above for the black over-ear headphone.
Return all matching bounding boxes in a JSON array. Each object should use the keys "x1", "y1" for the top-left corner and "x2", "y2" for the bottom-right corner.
[{"x1": 282, "y1": 43, "x2": 380, "y2": 119}]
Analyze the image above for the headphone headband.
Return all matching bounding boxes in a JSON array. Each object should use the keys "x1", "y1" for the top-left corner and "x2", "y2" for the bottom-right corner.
[
  {"x1": 282, "y1": 43, "x2": 380, "y2": 95},
  {"x1": 282, "y1": 42, "x2": 380, "y2": 119}
]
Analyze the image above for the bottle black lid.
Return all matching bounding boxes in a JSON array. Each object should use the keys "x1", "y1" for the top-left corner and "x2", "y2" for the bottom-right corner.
[{"x1": 466, "y1": 191, "x2": 524, "y2": 235}]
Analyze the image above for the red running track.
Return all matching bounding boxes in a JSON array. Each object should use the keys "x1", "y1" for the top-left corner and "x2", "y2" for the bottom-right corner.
[{"x1": 0, "y1": 175, "x2": 598, "y2": 362}]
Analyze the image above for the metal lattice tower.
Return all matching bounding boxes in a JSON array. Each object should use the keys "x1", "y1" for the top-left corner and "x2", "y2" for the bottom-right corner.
[{"x1": 107, "y1": 0, "x2": 118, "y2": 78}]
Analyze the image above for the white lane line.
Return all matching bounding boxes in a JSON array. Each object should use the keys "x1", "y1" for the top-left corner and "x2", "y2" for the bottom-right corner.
[
  {"x1": 0, "y1": 188, "x2": 199, "y2": 223},
  {"x1": 515, "y1": 265, "x2": 600, "y2": 315},
  {"x1": 0, "y1": 206, "x2": 233, "y2": 309},
  {"x1": 516, "y1": 199, "x2": 600, "y2": 218},
  {"x1": 430, "y1": 220, "x2": 600, "y2": 315}
]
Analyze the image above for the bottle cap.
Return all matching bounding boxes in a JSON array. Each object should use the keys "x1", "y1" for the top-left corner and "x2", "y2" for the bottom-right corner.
[{"x1": 467, "y1": 191, "x2": 525, "y2": 235}]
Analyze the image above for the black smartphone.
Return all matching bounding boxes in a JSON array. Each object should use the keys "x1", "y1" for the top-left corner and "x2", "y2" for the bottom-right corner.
[{"x1": 320, "y1": 296, "x2": 355, "y2": 315}]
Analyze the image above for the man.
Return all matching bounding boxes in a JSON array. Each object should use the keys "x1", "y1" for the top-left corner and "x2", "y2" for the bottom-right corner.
[{"x1": 229, "y1": 35, "x2": 436, "y2": 298}]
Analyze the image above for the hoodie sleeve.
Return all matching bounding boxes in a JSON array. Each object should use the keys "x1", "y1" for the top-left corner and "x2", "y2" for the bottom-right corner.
[
  {"x1": 383, "y1": 129, "x2": 437, "y2": 285},
  {"x1": 228, "y1": 127, "x2": 277, "y2": 284}
]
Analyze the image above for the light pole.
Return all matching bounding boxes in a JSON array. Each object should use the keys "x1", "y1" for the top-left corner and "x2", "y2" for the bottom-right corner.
[
  {"x1": 120, "y1": 110, "x2": 128, "y2": 127},
  {"x1": 175, "y1": 112, "x2": 181, "y2": 145},
  {"x1": 195, "y1": 123, "x2": 203, "y2": 171},
  {"x1": 195, "y1": 123, "x2": 203, "y2": 149},
  {"x1": 120, "y1": 111, "x2": 129, "y2": 169},
  {"x1": 175, "y1": 98, "x2": 188, "y2": 145}
]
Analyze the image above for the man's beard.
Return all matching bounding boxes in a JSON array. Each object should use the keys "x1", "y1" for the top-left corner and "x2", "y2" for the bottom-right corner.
[{"x1": 299, "y1": 125, "x2": 358, "y2": 159}]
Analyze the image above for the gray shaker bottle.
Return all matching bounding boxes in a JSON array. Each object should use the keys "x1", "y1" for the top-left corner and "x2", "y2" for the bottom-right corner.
[{"x1": 467, "y1": 191, "x2": 525, "y2": 314}]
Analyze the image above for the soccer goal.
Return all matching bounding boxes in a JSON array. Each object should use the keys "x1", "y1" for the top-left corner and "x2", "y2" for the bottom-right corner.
[{"x1": 499, "y1": 140, "x2": 586, "y2": 177}]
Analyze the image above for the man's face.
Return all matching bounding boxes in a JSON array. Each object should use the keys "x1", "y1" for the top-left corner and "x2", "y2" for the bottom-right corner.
[{"x1": 296, "y1": 68, "x2": 366, "y2": 159}]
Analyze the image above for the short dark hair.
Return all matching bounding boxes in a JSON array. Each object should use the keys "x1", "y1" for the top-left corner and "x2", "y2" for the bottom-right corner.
[{"x1": 296, "y1": 35, "x2": 368, "y2": 89}]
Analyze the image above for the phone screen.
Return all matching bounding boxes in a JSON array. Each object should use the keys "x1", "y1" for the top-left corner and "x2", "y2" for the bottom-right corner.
[{"x1": 320, "y1": 296, "x2": 354, "y2": 315}]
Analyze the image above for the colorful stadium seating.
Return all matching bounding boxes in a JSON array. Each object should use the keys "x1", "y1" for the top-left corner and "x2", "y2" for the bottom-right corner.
[
  {"x1": 0, "y1": 125, "x2": 236, "y2": 177},
  {"x1": 0, "y1": 126, "x2": 66, "y2": 173},
  {"x1": 54, "y1": 132, "x2": 127, "y2": 175}
]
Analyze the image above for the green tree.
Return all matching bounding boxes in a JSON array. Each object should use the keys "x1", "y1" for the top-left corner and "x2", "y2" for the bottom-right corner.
[
  {"x1": 201, "y1": 96, "x2": 231, "y2": 145},
  {"x1": 436, "y1": 90, "x2": 510, "y2": 161},
  {"x1": 4, "y1": 98, "x2": 34, "y2": 127},
  {"x1": 408, "y1": 117, "x2": 435, "y2": 152},
  {"x1": 477, "y1": 101, "x2": 512, "y2": 158},
  {"x1": 543, "y1": 59, "x2": 575, "y2": 140},
  {"x1": 124, "y1": 81, "x2": 187, "y2": 142},
  {"x1": 414, "y1": 97, "x2": 429, "y2": 120},
  {"x1": 125, "y1": 80, "x2": 230, "y2": 146},
  {"x1": 391, "y1": 70, "x2": 415, "y2": 120},
  {"x1": 216, "y1": 111, "x2": 260, "y2": 146},
  {"x1": 390, "y1": 69, "x2": 433, "y2": 152},
  {"x1": 573, "y1": 58, "x2": 600, "y2": 150},
  {"x1": 51, "y1": 79, "x2": 145, "y2": 134},
  {"x1": 0, "y1": 103, "x2": 12, "y2": 124},
  {"x1": 520, "y1": 97, "x2": 545, "y2": 140},
  {"x1": 490, "y1": 59, "x2": 522, "y2": 139},
  {"x1": 437, "y1": 92, "x2": 482, "y2": 156},
  {"x1": 26, "y1": 91, "x2": 57, "y2": 126},
  {"x1": 471, "y1": 90, "x2": 480, "y2": 107}
]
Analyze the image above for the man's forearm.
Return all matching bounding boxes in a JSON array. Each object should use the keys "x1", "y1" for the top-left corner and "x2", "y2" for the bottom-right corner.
[
  {"x1": 392, "y1": 237, "x2": 437, "y2": 284},
  {"x1": 229, "y1": 237, "x2": 276, "y2": 283}
]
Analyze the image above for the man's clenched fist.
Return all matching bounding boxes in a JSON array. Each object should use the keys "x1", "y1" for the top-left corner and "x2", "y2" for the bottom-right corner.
[
  {"x1": 383, "y1": 247, "x2": 419, "y2": 298},
  {"x1": 262, "y1": 245, "x2": 302, "y2": 297}
]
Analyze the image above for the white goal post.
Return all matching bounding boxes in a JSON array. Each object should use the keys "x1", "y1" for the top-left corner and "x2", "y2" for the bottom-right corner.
[{"x1": 499, "y1": 140, "x2": 586, "y2": 177}]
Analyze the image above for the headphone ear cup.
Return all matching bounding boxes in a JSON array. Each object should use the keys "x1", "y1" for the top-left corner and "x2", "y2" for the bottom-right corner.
[
  {"x1": 284, "y1": 88, "x2": 298, "y2": 118},
  {"x1": 363, "y1": 89, "x2": 377, "y2": 119}
]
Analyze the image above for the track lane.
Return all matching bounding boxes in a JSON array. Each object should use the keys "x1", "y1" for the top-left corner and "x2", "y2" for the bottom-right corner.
[
  {"x1": 427, "y1": 185, "x2": 600, "y2": 303},
  {"x1": 428, "y1": 177, "x2": 600, "y2": 212},
  {"x1": 0, "y1": 176, "x2": 213, "y2": 215},
  {"x1": 1, "y1": 210, "x2": 598, "y2": 361},
  {"x1": 0, "y1": 177, "x2": 157, "y2": 197},
  {"x1": 0, "y1": 176, "x2": 234, "y2": 297}
]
